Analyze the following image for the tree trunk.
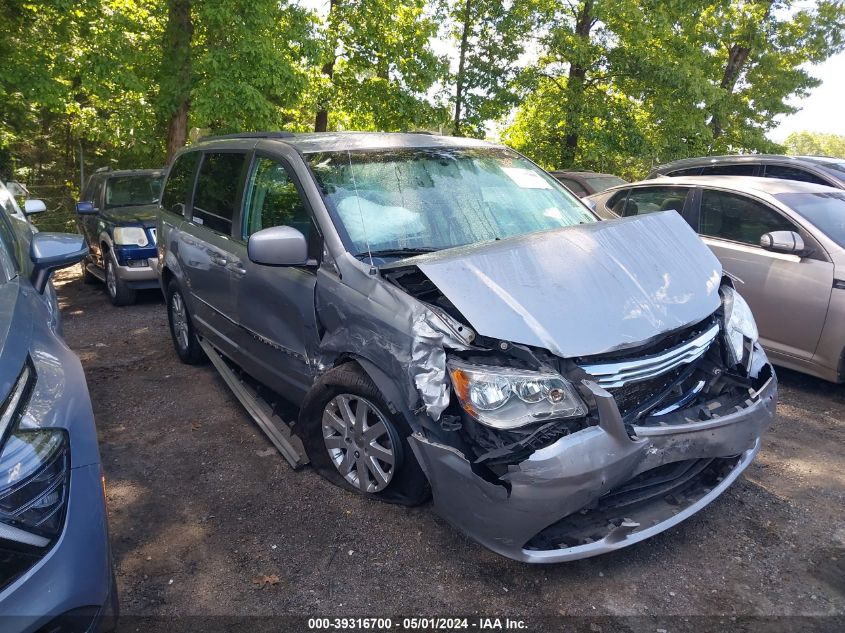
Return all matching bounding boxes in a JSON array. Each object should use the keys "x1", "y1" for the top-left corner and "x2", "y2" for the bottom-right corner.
[
  {"x1": 315, "y1": 0, "x2": 337, "y2": 132},
  {"x1": 161, "y1": 0, "x2": 193, "y2": 162},
  {"x1": 559, "y1": 1, "x2": 593, "y2": 167},
  {"x1": 453, "y1": 0, "x2": 473, "y2": 136}
]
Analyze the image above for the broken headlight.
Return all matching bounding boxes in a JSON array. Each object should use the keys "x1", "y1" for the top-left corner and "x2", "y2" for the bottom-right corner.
[
  {"x1": 448, "y1": 360, "x2": 587, "y2": 429},
  {"x1": 721, "y1": 285, "x2": 758, "y2": 367}
]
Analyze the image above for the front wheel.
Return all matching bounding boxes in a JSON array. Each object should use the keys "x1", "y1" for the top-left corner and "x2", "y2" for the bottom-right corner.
[
  {"x1": 165, "y1": 279, "x2": 205, "y2": 364},
  {"x1": 300, "y1": 363, "x2": 430, "y2": 506},
  {"x1": 105, "y1": 253, "x2": 136, "y2": 306}
]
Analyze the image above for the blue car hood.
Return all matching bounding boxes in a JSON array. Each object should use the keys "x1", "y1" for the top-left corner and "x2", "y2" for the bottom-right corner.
[{"x1": 399, "y1": 211, "x2": 723, "y2": 358}]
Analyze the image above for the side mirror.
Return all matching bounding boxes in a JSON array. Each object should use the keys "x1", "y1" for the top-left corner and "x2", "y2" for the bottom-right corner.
[
  {"x1": 24, "y1": 199, "x2": 47, "y2": 215},
  {"x1": 247, "y1": 225, "x2": 308, "y2": 266},
  {"x1": 76, "y1": 201, "x2": 97, "y2": 215},
  {"x1": 29, "y1": 233, "x2": 88, "y2": 293},
  {"x1": 760, "y1": 231, "x2": 805, "y2": 255}
]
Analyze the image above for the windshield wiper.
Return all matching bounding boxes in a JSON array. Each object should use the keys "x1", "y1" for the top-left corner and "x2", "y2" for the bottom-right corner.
[{"x1": 354, "y1": 247, "x2": 437, "y2": 260}]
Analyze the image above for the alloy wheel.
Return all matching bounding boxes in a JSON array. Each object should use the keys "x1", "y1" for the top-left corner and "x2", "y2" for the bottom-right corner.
[
  {"x1": 170, "y1": 291, "x2": 190, "y2": 352},
  {"x1": 106, "y1": 259, "x2": 117, "y2": 298},
  {"x1": 322, "y1": 395, "x2": 396, "y2": 493}
]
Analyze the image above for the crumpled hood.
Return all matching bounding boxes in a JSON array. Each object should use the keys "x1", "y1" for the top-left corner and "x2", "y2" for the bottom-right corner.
[
  {"x1": 100, "y1": 204, "x2": 159, "y2": 228},
  {"x1": 399, "y1": 211, "x2": 723, "y2": 358}
]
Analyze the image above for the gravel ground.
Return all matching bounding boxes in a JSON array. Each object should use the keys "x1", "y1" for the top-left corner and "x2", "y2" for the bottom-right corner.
[{"x1": 52, "y1": 268, "x2": 844, "y2": 627}]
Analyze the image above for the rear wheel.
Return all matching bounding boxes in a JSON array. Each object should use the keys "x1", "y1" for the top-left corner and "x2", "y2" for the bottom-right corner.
[
  {"x1": 166, "y1": 279, "x2": 205, "y2": 364},
  {"x1": 300, "y1": 363, "x2": 430, "y2": 506},
  {"x1": 105, "y1": 252, "x2": 136, "y2": 306}
]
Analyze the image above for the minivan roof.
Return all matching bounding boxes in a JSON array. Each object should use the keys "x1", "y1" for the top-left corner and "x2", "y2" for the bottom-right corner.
[{"x1": 196, "y1": 131, "x2": 498, "y2": 154}]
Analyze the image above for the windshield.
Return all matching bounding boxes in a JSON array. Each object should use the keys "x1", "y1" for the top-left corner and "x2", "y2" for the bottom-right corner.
[
  {"x1": 584, "y1": 175, "x2": 627, "y2": 192},
  {"x1": 775, "y1": 191, "x2": 845, "y2": 249},
  {"x1": 105, "y1": 175, "x2": 164, "y2": 208},
  {"x1": 306, "y1": 147, "x2": 595, "y2": 257}
]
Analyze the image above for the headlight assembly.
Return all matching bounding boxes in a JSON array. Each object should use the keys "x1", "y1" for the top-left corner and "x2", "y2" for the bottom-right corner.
[
  {"x1": 448, "y1": 360, "x2": 587, "y2": 429},
  {"x1": 0, "y1": 362, "x2": 69, "y2": 548},
  {"x1": 721, "y1": 285, "x2": 758, "y2": 367},
  {"x1": 113, "y1": 226, "x2": 149, "y2": 247}
]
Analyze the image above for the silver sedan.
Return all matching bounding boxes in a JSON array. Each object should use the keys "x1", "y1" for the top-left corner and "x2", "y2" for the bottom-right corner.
[{"x1": 587, "y1": 175, "x2": 845, "y2": 382}]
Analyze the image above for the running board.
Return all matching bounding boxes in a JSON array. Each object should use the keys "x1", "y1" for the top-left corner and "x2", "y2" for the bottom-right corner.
[
  {"x1": 86, "y1": 263, "x2": 106, "y2": 282},
  {"x1": 198, "y1": 337, "x2": 309, "y2": 469}
]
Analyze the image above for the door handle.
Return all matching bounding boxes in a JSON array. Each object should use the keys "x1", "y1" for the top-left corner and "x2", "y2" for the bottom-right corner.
[
  {"x1": 210, "y1": 255, "x2": 228, "y2": 266},
  {"x1": 227, "y1": 262, "x2": 246, "y2": 276}
]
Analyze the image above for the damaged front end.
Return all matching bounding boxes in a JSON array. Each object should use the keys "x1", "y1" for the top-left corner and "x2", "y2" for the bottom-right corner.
[{"x1": 315, "y1": 212, "x2": 776, "y2": 563}]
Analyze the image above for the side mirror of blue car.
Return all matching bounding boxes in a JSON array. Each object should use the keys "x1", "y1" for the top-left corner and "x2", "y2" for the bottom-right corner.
[
  {"x1": 29, "y1": 233, "x2": 89, "y2": 293},
  {"x1": 76, "y1": 201, "x2": 97, "y2": 214}
]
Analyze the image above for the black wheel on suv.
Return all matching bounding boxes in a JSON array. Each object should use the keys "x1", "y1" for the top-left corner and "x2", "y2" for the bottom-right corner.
[
  {"x1": 299, "y1": 363, "x2": 430, "y2": 506},
  {"x1": 80, "y1": 258, "x2": 98, "y2": 285},
  {"x1": 166, "y1": 279, "x2": 205, "y2": 364},
  {"x1": 104, "y1": 250, "x2": 137, "y2": 306}
]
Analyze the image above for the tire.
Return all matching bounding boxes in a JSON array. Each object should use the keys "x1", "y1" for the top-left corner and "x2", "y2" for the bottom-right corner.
[
  {"x1": 80, "y1": 258, "x2": 98, "y2": 285},
  {"x1": 104, "y1": 252, "x2": 137, "y2": 306},
  {"x1": 165, "y1": 279, "x2": 206, "y2": 365},
  {"x1": 299, "y1": 363, "x2": 430, "y2": 506}
]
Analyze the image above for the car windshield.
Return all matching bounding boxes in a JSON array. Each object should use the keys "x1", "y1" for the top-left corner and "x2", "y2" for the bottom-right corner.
[
  {"x1": 306, "y1": 147, "x2": 595, "y2": 257},
  {"x1": 105, "y1": 175, "x2": 164, "y2": 208},
  {"x1": 775, "y1": 191, "x2": 845, "y2": 248},
  {"x1": 584, "y1": 175, "x2": 626, "y2": 191}
]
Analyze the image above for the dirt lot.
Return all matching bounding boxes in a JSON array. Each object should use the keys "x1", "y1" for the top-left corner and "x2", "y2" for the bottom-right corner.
[{"x1": 52, "y1": 268, "x2": 844, "y2": 626}]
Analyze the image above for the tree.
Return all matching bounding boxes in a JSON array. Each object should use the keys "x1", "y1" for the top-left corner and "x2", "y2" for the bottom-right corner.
[
  {"x1": 448, "y1": 0, "x2": 535, "y2": 137},
  {"x1": 311, "y1": 0, "x2": 447, "y2": 132},
  {"x1": 784, "y1": 131, "x2": 845, "y2": 158},
  {"x1": 159, "y1": 0, "x2": 193, "y2": 162}
]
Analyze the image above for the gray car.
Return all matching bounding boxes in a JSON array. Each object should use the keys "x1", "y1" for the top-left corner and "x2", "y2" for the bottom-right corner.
[
  {"x1": 647, "y1": 154, "x2": 845, "y2": 189},
  {"x1": 587, "y1": 175, "x2": 845, "y2": 383},
  {"x1": 157, "y1": 132, "x2": 776, "y2": 563},
  {"x1": 0, "y1": 182, "x2": 116, "y2": 631}
]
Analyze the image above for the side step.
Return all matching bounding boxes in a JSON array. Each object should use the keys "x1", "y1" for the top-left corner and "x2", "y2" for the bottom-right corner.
[
  {"x1": 86, "y1": 263, "x2": 106, "y2": 282},
  {"x1": 198, "y1": 338, "x2": 309, "y2": 469}
]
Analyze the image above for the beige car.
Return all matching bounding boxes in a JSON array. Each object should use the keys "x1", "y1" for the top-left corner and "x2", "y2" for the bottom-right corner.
[{"x1": 587, "y1": 176, "x2": 845, "y2": 382}]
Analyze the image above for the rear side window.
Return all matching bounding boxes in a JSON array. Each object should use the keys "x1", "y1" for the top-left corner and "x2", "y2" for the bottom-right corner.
[
  {"x1": 617, "y1": 186, "x2": 690, "y2": 217},
  {"x1": 559, "y1": 178, "x2": 588, "y2": 196},
  {"x1": 667, "y1": 167, "x2": 703, "y2": 176},
  {"x1": 763, "y1": 164, "x2": 830, "y2": 186},
  {"x1": 161, "y1": 152, "x2": 200, "y2": 215},
  {"x1": 192, "y1": 152, "x2": 247, "y2": 234},
  {"x1": 699, "y1": 189, "x2": 795, "y2": 245},
  {"x1": 243, "y1": 158, "x2": 311, "y2": 241},
  {"x1": 699, "y1": 164, "x2": 757, "y2": 176}
]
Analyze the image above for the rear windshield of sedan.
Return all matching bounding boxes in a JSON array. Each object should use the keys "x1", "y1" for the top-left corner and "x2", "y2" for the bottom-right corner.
[
  {"x1": 584, "y1": 175, "x2": 627, "y2": 191},
  {"x1": 305, "y1": 147, "x2": 595, "y2": 256},
  {"x1": 106, "y1": 175, "x2": 164, "y2": 208},
  {"x1": 775, "y1": 191, "x2": 845, "y2": 248}
]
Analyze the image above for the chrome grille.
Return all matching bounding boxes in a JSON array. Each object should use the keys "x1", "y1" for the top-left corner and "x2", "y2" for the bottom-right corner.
[{"x1": 580, "y1": 323, "x2": 719, "y2": 389}]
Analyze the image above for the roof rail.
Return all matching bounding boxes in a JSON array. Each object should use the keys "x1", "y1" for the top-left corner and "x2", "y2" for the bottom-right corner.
[
  {"x1": 199, "y1": 131, "x2": 295, "y2": 142},
  {"x1": 94, "y1": 166, "x2": 112, "y2": 173}
]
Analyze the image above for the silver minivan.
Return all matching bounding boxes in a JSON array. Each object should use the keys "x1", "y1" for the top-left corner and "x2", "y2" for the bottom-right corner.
[{"x1": 157, "y1": 132, "x2": 776, "y2": 563}]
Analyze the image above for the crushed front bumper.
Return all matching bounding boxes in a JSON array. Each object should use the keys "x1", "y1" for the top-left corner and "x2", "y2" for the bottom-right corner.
[{"x1": 409, "y1": 368, "x2": 776, "y2": 563}]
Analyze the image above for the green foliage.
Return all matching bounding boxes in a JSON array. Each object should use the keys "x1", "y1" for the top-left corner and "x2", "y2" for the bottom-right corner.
[{"x1": 784, "y1": 131, "x2": 845, "y2": 158}]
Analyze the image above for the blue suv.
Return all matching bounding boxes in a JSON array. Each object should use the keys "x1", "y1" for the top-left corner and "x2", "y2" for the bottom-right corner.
[
  {"x1": 0, "y1": 181, "x2": 117, "y2": 632},
  {"x1": 76, "y1": 168, "x2": 165, "y2": 305}
]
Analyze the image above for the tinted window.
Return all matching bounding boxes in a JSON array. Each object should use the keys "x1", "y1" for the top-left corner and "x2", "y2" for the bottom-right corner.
[
  {"x1": 607, "y1": 190, "x2": 630, "y2": 215},
  {"x1": 699, "y1": 189, "x2": 794, "y2": 245},
  {"x1": 618, "y1": 186, "x2": 690, "y2": 217},
  {"x1": 763, "y1": 164, "x2": 830, "y2": 186},
  {"x1": 105, "y1": 175, "x2": 164, "y2": 207},
  {"x1": 667, "y1": 167, "x2": 703, "y2": 176},
  {"x1": 243, "y1": 158, "x2": 311, "y2": 240},
  {"x1": 699, "y1": 164, "x2": 757, "y2": 176},
  {"x1": 161, "y1": 152, "x2": 200, "y2": 215},
  {"x1": 192, "y1": 152, "x2": 246, "y2": 234},
  {"x1": 775, "y1": 192, "x2": 845, "y2": 249},
  {"x1": 82, "y1": 175, "x2": 105, "y2": 205},
  {"x1": 559, "y1": 178, "x2": 588, "y2": 196}
]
